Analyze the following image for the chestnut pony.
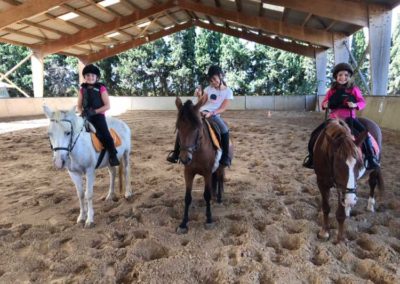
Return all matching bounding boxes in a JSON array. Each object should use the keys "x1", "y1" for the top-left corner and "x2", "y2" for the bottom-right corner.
[{"x1": 313, "y1": 118, "x2": 383, "y2": 243}]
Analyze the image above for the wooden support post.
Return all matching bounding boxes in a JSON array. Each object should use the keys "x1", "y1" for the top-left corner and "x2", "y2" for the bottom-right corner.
[
  {"x1": 315, "y1": 51, "x2": 327, "y2": 95},
  {"x1": 368, "y1": 4, "x2": 392, "y2": 96},
  {"x1": 333, "y1": 34, "x2": 350, "y2": 64},
  {"x1": 78, "y1": 59, "x2": 86, "y2": 85},
  {"x1": 315, "y1": 50, "x2": 327, "y2": 111},
  {"x1": 31, "y1": 52, "x2": 44, "y2": 98}
]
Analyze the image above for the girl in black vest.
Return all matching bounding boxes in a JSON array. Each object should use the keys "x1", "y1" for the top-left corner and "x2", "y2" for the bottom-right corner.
[{"x1": 77, "y1": 64, "x2": 119, "y2": 166}]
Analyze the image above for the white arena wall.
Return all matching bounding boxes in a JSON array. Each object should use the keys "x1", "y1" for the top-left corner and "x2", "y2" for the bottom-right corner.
[{"x1": 1, "y1": 95, "x2": 399, "y2": 131}]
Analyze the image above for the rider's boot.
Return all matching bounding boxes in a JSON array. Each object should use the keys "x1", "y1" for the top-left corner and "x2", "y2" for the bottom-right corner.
[
  {"x1": 302, "y1": 153, "x2": 314, "y2": 169},
  {"x1": 364, "y1": 136, "x2": 380, "y2": 170},
  {"x1": 108, "y1": 147, "x2": 120, "y2": 167},
  {"x1": 166, "y1": 135, "x2": 180, "y2": 163},
  {"x1": 220, "y1": 132, "x2": 231, "y2": 167}
]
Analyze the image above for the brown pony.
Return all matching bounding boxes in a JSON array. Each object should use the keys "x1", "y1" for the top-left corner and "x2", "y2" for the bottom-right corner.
[
  {"x1": 175, "y1": 96, "x2": 227, "y2": 234},
  {"x1": 313, "y1": 118, "x2": 384, "y2": 243}
]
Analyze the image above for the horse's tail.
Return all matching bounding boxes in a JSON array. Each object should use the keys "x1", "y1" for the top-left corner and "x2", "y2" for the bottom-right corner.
[{"x1": 118, "y1": 157, "x2": 125, "y2": 196}]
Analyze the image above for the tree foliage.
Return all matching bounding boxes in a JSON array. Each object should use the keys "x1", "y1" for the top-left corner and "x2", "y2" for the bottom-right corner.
[{"x1": 1, "y1": 25, "x2": 399, "y2": 97}]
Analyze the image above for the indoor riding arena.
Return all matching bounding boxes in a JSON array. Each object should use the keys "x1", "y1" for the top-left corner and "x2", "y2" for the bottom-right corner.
[
  {"x1": 0, "y1": 108, "x2": 399, "y2": 283},
  {"x1": 1, "y1": 0, "x2": 400, "y2": 283}
]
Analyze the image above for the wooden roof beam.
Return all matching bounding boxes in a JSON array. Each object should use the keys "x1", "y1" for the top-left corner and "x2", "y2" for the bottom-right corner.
[
  {"x1": 194, "y1": 20, "x2": 325, "y2": 58},
  {"x1": 79, "y1": 21, "x2": 192, "y2": 63},
  {"x1": 35, "y1": 0, "x2": 176, "y2": 56},
  {"x1": 261, "y1": 0, "x2": 368, "y2": 27},
  {"x1": 1, "y1": 0, "x2": 20, "y2": 5},
  {"x1": 178, "y1": 0, "x2": 336, "y2": 47},
  {"x1": 0, "y1": 0, "x2": 71, "y2": 30}
]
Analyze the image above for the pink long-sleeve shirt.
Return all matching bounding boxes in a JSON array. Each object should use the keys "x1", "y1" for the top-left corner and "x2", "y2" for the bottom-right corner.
[{"x1": 322, "y1": 86, "x2": 366, "y2": 119}]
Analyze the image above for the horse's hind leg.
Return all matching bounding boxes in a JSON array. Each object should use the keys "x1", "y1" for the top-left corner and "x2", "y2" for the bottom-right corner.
[
  {"x1": 317, "y1": 180, "x2": 331, "y2": 241},
  {"x1": 106, "y1": 166, "x2": 117, "y2": 202},
  {"x1": 68, "y1": 171, "x2": 86, "y2": 224},
  {"x1": 204, "y1": 174, "x2": 214, "y2": 229},
  {"x1": 216, "y1": 168, "x2": 224, "y2": 204},
  {"x1": 367, "y1": 169, "x2": 382, "y2": 212},
  {"x1": 177, "y1": 170, "x2": 194, "y2": 234},
  {"x1": 123, "y1": 151, "x2": 133, "y2": 200}
]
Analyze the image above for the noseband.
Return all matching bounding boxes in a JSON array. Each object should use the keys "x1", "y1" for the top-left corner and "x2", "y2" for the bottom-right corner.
[
  {"x1": 179, "y1": 128, "x2": 201, "y2": 154},
  {"x1": 49, "y1": 119, "x2": 83, "y2": 153}
]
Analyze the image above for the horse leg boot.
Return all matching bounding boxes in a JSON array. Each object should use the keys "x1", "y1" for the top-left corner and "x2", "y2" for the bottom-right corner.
[
  {"x1": 166, "y1": 134, "x2": 180, "y2": 163},
  {"x1": 364, "y1": 135, "x2": 380, "y2": 170},
  {"x1": 220, "y1": 132, "x2": 231, "y2": 167}
]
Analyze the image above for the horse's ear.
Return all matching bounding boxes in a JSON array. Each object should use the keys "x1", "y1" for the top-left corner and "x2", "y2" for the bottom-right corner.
[
  {"x1": 175, "y1": 97, "x2": 182, "y2": 110},
  {"x1": 355, "y1": 130, "x2": 368, "y2": 147},
  {"x1": 195, "y1": 94, "x2": 207, "y2": 111},
  {"x1": 43, "y1": 105, "x2": 53, "y2": 119}
]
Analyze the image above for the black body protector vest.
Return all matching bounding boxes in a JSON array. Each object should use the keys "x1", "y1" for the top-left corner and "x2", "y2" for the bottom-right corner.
[
  {"x1": 328, "y1": 87, "x2": 357, "y2": 109},
  {"x1": 81, "y1": 83, "x2": 104, "y2": 111}
]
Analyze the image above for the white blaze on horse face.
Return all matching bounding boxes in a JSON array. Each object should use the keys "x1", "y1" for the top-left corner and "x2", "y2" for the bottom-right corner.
[{"x1": 346, "y1": 157, "x2": 357, "y2": 189}]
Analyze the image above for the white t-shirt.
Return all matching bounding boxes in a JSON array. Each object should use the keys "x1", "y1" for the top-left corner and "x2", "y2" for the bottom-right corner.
[{"x1": 200, "y1": 86, "x2": 234, "y2": 112}]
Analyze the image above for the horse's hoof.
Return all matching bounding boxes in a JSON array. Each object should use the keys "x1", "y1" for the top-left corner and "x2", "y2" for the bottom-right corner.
[
  {"x1": 176, "y1": 226, "x2": 188, "y2": 234},
  {"x1": 84, "y1": 222, "x2": 95, "y2": 229},
  {"x1": 204, "y1": 222, "x2": 215, "y2": 230},
  {"x1": 317, "y1": 230, "x2": 330, "y2": 241},
  {"x1": 105, "y1": 194, "x2": 118, "y2": 202},
  {"x1": 125, "y1": 193, "x2": 134, "y2": 202},
  {"x1": 77, "y1": 217, "x2": 85, "y2": 224}
]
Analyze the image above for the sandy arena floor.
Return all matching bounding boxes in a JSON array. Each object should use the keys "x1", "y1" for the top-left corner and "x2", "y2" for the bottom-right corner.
[{"x1": 0, "y1": 110, "x2": 399, "y2": 283}]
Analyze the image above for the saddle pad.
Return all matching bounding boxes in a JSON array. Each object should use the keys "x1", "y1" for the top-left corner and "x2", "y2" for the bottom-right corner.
[
  {"x1": 356, "y1": 133, "x2": 380, "y2": 158},
  {"x1": 204, "y1": 119, "x2": 221, "y2": 150},
  {"x1": 91, "y1": 129, "x2": 121, "y2": 152},
  {"x1": 369, "y1": 133, "x2": 380, "y2": 156}
]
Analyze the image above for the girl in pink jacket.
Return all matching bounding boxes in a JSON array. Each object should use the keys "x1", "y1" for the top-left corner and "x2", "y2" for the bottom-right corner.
[{"x1": 303, "y1": 63, "x2": 379, "y2": 170}]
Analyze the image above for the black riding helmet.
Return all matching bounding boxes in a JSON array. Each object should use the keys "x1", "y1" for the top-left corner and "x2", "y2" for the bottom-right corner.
[
  {"x1": 207, "y1": 65, "x2": 223, "y2": 80},
  {"x1": 82, "y1": 64, "x2": 101, "y2": 78},
  {"x1": 332, "y1": 63, "x2": 353, "y2": 79}
]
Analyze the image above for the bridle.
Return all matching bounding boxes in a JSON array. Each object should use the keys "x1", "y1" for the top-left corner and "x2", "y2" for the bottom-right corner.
[
  {"x1": 49, "y1": 118, "x2": 84, "y2": 153},
  {"x1": 178, "y1": 127, "x2": 201, "y2": 154}
]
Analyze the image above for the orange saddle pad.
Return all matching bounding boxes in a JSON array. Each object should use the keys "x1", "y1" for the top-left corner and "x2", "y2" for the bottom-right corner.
[
  {"x1": 91, "y1": 129, "x2": 121, "y2": 152},
  {"x1": 204, "y1": 119, "x2": 221, "y2": 150}
]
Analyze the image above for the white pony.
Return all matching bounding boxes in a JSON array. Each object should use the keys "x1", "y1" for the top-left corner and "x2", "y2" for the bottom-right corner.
[{"x1": 43, "y1": 105, "x2": 132, "y2": 228}]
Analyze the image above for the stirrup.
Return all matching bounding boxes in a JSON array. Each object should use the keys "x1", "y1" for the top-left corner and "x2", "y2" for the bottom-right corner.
[
  {"x1": 302, "y1": 155, "x2": 313, "y2": 169},
  {"x1": 166, "y1": 151, "x2": 179, "y2": 164}
]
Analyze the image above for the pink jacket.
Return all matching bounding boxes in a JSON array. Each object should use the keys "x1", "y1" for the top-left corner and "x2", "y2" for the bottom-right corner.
[{"x1": 322, "y1": 86, "x2": 366, "y2": 119}]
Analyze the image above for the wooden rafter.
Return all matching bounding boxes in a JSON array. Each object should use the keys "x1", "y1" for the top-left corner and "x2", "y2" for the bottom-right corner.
[
  {"x1": 261, "y1": 0, "x2": 368, "y2": 27},
  {"x1": 302, "y1": 13, "x2": 312, "y2": 27},
  {"x1": 194, "y1": 20, "x2": 325, "y2": 58},
  {"x1": 0, "y1": 0, "x2": 71, "y2": 30},
  {"x1": 1, "y1": 0, "x2": 20, "y2": 5},
  {"x1": 80, "y1": 21, "x2": 192, "y2": 63},
  {"x1": 178, "y1": 0, "x2": 336, "y2": 47},
  {"x1": 235, "y1": 0, "x2": 242, "y2": 12},
  {"x1": 34, "y1": 1, "x2": 175, "y2": 56}
]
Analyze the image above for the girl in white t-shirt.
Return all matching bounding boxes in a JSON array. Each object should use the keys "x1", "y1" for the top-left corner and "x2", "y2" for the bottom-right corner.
[{"x1": 167, "y1": 66, "x2": 233, "y2": 166}]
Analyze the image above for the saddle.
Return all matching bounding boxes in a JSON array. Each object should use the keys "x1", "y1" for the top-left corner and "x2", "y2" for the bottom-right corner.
[{"x1": 90, "y1": 129, "x2": 121, "y2": 152}]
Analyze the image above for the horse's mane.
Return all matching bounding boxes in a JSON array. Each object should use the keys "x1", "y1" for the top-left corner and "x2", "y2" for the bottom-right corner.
[
  {"x1": 321, "y1": 119, "x2": 359, "y2": 160},
  {"x1": 52, "y1": 110, "x2": 83, "y2": 131},
  {"x1": 176, "y1": 100, "x2": 202, "y2": 129}
]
